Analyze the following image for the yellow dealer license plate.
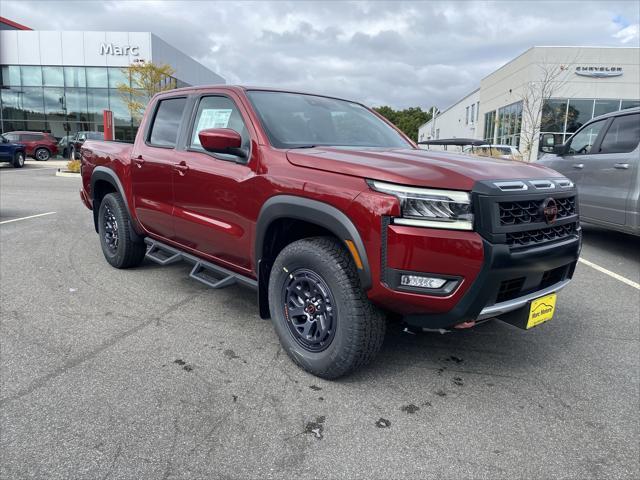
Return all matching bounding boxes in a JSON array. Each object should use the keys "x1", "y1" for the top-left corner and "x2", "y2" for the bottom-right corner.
[{"x1": 527, "y1": 293, "x2": 557, "y2": 329}]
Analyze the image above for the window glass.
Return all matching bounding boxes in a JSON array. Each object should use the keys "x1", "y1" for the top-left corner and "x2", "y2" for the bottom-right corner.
[
  {"x1": 21, "y1": 87, "x2": 45, "y2": 120},
  {"x1": 86, "y1": 68, "x2": 108, "y2": 88},
  {"x1": 66, "y1": 88, "x2": 88, "y2": 122},
  {"x1": 64, "y1": 67, "x2": 86, "y2": 88},
  {"x1": 42, "y1": 67, "x2": 64, "y2": 87},
  {"x1": 247, "y1": 91, "x2": 410, "y2": 149},
  {"x1": 541, "y1": 99, "x2": 567, "y2": 132},
  {"x1": 483, "y1": 111, "x2": 496, "y2": 142},
  {"x1": 190, "y1": 96, "x2": 249, "y2": 153},
  {"x1": 3, "y1": 133, "x2": 19, "y2": 142},
  {"x1": 566, "y1": 119, "x2": 606, "y2": 155},
  {"x1": 594, "y1": 100, "x2": 620, "y2": 118},
  {"x1": 43, "y1": 88, "x2": 66, "y2": 122},
  {"x1": 21, "y1": 66, "x2": 43, "y2": 87},
  {"x1": 621, "y1": 100, "x2": 640, "y2": 110},
  {"x1": 149, "y1": 97, "x2": 187, "y2": 147},
  {"x1": 465, "y1": 106, "x2": 469, "y2": 125},
  {"x1": 87, "y1": 88, "x2": 109, "y2": 123},
  {"x1": 1, "y1": 66, "x2": 21, "y2": 86},
  {"x1": 599, "y1": 114, "x2": 640, "y2": 154},
  {"x1": 566, "y1": 99, "x2": 594, "y2": 133},
  {"x1": 108, "y1": 68, "x2": 129, "y2": 88},
  {"x1": 470, "y1": 104, "x2": 475, "y2": 124},
  {"x1": 108, "y1": 89, "x2": 132, "y2": 125},
  {"x1": 1, "y1": 87, "x2": 25, "y2": 119}
]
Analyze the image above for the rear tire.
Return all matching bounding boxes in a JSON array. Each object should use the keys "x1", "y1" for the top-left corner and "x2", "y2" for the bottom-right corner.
[
  {"x1": 34, "y1": 148, "x2": 50, "y2": 161},
  {"x1": 12, "y1": 151, "x2": 25, "y2": 168},
  {"x1": 98, "y1": 193, "x2": 146, "y2": 269},
  {"x1": 268, "y1": 236, "x2": 385, "y2": 379}
]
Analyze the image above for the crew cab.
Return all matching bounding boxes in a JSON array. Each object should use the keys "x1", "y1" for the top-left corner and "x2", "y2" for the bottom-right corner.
[
  {"x1": 0, "y1": 134, "x2": 26, "y2": 168},
  {"x1": 80, "y1": 86, "x2": 581, "y2": 378}
]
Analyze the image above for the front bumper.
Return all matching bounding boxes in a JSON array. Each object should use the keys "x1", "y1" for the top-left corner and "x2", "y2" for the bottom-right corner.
[{"x1": 401, "y1": 234, "x2": 580, "y2": 329}]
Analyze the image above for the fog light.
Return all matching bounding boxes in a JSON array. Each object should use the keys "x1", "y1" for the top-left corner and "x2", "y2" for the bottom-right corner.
[{"x1": 400, "y1": 275, "x2": 447, "y2": 289}]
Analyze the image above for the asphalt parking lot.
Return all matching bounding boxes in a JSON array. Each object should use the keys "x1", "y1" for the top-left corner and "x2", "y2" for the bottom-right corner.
[{"x1": 1, "y1": 163, "x2": 639, "y2": 480}]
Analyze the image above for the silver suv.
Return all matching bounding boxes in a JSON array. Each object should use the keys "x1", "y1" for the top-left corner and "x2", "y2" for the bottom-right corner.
[{"x1": 537, "y1": 107, "x2": 639, "y2": 236}]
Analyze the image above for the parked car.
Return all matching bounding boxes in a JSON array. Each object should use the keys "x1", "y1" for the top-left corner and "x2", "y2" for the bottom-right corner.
[
  {"x1": 0, "y1": 134, "x2": 26, "y2": 168},
  {"x1": 58, "y1": 135, "x2": 75, "y2": 159},
  {"x1": 70, "y1": 131, "x2": 103, "y2": 160},
  {"x1": 537, "y1": 107, "x2": 639, "y2": 235},
  {"x1": 3, "y1": 131, "x2": 58, "y2": 161},
  {"x1": 463, "y1": 144, "x2": 523, "y2": 161},
  {"x1": 80, "y1": 86, "x2": 580, "y2": 378}
]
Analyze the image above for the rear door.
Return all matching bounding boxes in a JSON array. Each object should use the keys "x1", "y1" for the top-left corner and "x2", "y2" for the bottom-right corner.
[
  {"x1": 131, "y1": 96, "x2": 189, "y2": 239},
  {"x1": 578, "y1": 112, "x2": 640, "y2": 225}
]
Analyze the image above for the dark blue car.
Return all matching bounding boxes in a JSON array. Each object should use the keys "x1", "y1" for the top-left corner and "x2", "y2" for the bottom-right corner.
[{"x1": 0, "y1": 133, "x2": 26, "y2": 168}]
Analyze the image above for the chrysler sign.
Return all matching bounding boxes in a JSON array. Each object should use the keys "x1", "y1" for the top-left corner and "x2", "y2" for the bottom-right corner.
[
  {"x1": 575, "y1": 66, "x2": 623, "y2": 78},
  {"x1": 99, "y1": 43, "x2": 140, "y2": 56}
]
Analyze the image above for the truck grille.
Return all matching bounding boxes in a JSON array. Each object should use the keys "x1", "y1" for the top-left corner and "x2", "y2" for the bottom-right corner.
[
  {"x1": 506, "y1": 222, "x2": 578, "y2": 248},
  {"x1": 499, "y1": 197, "x2": 576, "y2": 225}
]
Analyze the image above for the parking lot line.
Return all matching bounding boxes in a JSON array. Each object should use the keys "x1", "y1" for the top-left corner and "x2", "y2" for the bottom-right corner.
[
  {"x1": 0, "y1": 212, "x2": 57, "y2": 225},
  {"x1": 579, "y1": 257, "x2": 640, "y2": 290}
]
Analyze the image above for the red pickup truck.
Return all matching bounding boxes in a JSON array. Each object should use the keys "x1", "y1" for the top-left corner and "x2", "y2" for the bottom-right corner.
[{"x1": 80, "y1": 86, "x2": 580, "y2": 378}]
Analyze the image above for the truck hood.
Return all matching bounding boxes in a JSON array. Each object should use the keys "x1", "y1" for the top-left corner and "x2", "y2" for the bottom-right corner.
[{"x1": 286, "y1": 147, "x2": 562, "y2": 190}]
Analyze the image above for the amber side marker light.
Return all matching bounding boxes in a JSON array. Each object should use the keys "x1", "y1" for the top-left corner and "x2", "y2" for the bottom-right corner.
[{"x1": 344, "y1": 240, "x2": 364, "y2": 269}]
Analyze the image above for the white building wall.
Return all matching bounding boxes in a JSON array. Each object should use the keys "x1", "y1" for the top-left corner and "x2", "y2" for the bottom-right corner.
[
  {"x1": 418, "y1": 89, "x2": 480, "y2": 150},
  {"x1": 0, "y1": 30, "x2": 222, "y2": 85}
]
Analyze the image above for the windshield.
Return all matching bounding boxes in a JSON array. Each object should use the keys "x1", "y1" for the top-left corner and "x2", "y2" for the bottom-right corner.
[{"x1": 246, "y1": 91, "x2": 412, "y2": 149}]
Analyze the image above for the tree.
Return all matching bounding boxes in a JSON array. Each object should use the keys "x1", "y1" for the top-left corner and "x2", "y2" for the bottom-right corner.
[
  {"x1": 117, "y1": 61, "x2": 177, "y2": 121},
  {"x1": 373, "y1": 106, "x2": 433, "y2": 142},
  {"x1": 519, "y1": 62, "x2": 572, "y2": 161}
]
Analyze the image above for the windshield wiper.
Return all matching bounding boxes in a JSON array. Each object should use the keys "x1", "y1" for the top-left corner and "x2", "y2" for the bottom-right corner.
[{"x1": 288, "y1": 145, "x2": 318, "y2": 149}]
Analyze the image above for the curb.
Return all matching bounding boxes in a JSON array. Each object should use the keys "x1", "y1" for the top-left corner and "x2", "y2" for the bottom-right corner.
[{"x1": 55, "y1": 169, "x2": 81, "y2": 178}]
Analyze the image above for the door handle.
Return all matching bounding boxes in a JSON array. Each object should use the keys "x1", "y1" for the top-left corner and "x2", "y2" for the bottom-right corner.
[
  {"x1": 572, "y1": 163, "x2": 584, "y2": 169},
  {"x1": 173, "y1": 161, "x2": 189, "y2": 175},
  {"x1": 614, "y1": 163, "x2": 630, "y2": 170},
  {"x1": 133, "y1": 155, "x2": 145, "y2": 168}
]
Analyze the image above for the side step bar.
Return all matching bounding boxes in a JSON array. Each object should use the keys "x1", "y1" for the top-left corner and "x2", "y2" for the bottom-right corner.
[{"x1": 144, "y1": 238, "x2": 258, "y2": 291}]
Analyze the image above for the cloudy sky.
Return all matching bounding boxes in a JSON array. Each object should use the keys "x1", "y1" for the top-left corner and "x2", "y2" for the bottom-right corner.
[{"x1": 3, "y1": 1, "x2": 639, "y2": 109}]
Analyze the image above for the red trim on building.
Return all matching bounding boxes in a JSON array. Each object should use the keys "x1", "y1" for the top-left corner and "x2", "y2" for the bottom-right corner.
[{"x1": 0, "y1": 16, "x2": 32, "y2": 30}]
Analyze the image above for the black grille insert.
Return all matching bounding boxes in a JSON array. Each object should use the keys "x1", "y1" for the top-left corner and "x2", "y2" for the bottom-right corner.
[
  {"x1": 499, "y1": 196, "x2": 576, "y2": 226},
  {"x1": 496, "y1": 277, "x2": 525, "y2": 303},
  {"x1": 507, "y1": 222, "x2": 578, "y2": 248}
]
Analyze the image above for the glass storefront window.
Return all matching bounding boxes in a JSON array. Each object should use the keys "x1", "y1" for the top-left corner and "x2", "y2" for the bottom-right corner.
[
  {"x1": 21, "y1": 87, "x2": 45, "y2": 120},
  {"x1": 86, "y1": 68, "x2": 108, "y2": 88},
  {"x1": 87, "y1": 88, "x2": 110, "y2": 123},
  {"x1": 42, "y1": 67, "x2": 64, "y2": 87},
  {"x1": 541, "y1": 99, "x2": 567, "y2": 132},
  {"x1": 1, "y1": 87, "x2": 25, "y2": 119},
  {"x1": 108, "y1": 68, "x2": 129, "y2": 88},
  {"x1": 497, "y1": 101, "x2": 522, "y2": 146},
  {"x1": 621, "y1": 100, "x2": 640, "y2": 110},
  {"x1": 484, "y1": 111, "x2": 496, "y2": 142},
  {"x1": 65, "y1": 88, "x2": 89, "y2": 122},
  {"x1": 21, "y1": 66, "x2": 43, "y2": 87},
  {"x1": 594, "y1": 100, "x2": 620, "y2": 118},
  {"x1": 566, "y1": 99, "x2": 594, "y2": 133},
  {"x1": 64, "y1": 67, "x2": 86, "y2": 88},
  {"x1": 43, "y1": 88, "x2": 66, "y2": 122},
  {"x1": 109, "y1": 89, "x2": 132, "y2": 125},
  {"x1": 1, "y1": 66, "x2": 21, "y2": 86}
]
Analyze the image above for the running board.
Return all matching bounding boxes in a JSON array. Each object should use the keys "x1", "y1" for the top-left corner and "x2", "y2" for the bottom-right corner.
[{"x1": 144, "y1": 238, "x2": 257, "y2": 291}]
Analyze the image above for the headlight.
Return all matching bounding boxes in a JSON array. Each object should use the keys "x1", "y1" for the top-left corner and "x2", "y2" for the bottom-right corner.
[{"x1": 369, "y1": 180, "x2": 473, "y2": 230}]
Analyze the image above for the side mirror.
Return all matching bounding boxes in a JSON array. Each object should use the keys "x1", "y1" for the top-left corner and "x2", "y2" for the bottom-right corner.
[
  {"x1": 553, "y1": 143, "x2": 567, "y2": 155},
  {"x1": 198, "y1": 128, "x2": 246, "y2": 158}
]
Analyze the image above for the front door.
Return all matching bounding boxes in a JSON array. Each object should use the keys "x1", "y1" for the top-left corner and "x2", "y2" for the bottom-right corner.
[
  {"x1": 578, "y1": 112, "x2": 640, "y2": 225},
  {"x1": 131, "y1": 96, "x2": 189, "y2": 239},
  {"x1": 171, "y1": 94, "x2": 256, "y2": 273}
]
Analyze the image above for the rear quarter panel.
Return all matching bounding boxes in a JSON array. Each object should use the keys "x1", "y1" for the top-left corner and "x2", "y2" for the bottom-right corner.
[{"x1": 81, "y1": 140, "x2": 134, "y2": 211}]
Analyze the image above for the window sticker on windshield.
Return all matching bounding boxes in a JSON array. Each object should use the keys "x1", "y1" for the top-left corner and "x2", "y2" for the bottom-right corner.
[{"x1": 193, "y1": 108, "x2": 233, "y2": 145}]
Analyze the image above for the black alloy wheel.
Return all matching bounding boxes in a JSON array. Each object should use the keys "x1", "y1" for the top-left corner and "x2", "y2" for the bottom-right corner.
[
  {"x1": 282, "y1": 268, "x2": 337, "y2": 352},
  {"x1": 102, "y1": 203, "x2": 119, "y2": 254}
]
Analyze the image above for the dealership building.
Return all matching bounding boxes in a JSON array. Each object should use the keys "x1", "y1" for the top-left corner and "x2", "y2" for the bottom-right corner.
[
  {"x1": 0, "y1": 17, "x2": 224, "y2": 141},
  {"x1": 418, "y1": 46, "x2": 640, "y2": 159}
]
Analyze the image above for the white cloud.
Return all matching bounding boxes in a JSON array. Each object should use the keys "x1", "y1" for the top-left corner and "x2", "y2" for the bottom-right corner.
[
  {"x1": 613, "y1": 24, "x2": 639, "y2": 44},
  {"x1": 2, "y1": 1, "x2": 639, "y2": 109}
]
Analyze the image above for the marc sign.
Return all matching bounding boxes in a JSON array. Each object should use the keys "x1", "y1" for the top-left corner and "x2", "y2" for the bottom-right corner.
[
  {"x1": 575, "y1": 66, "x2": 623, "y2": 78},
  {"x1": 99, "y1": 43, "x2": 140, "y2": 56}
]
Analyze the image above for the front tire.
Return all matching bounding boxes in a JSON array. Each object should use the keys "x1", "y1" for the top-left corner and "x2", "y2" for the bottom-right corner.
[
  {"x1": 98, "y1": 193, "x2": 146, "y2": 269},
  {"x1": 34, "y1": 147, "x2": 50, "y2": 161},
  {"x1": 12, "y1": 151, "x2": 25, "y2": 168},
  {"x1": 268, "y1": 237, "x2": 385, "y2": 379}
]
